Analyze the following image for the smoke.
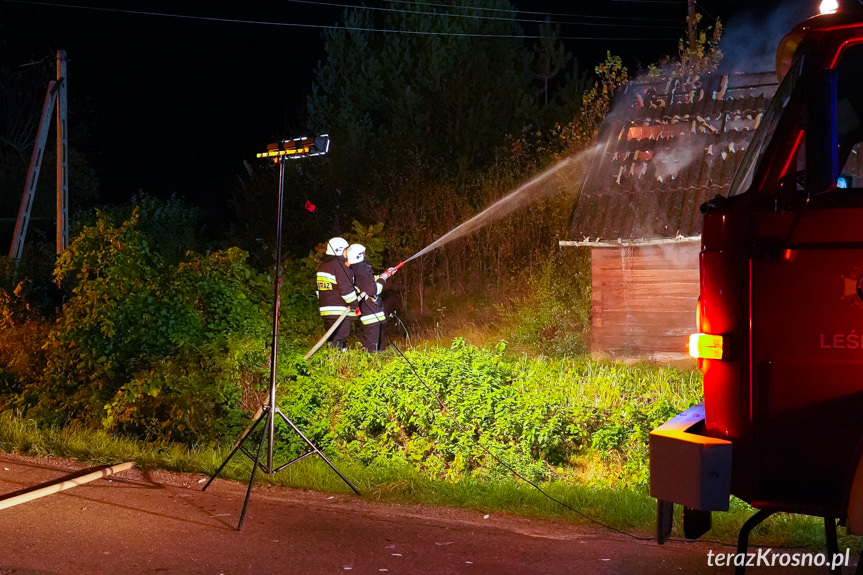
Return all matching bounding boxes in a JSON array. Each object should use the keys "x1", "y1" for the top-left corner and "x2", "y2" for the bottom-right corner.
[
  {"x1": 718, "y1": 3, "x2": 814, "y2": 74},
  {"x1": 656, "y1": 240, "x2": 701, "y2": 269},
  {"x1": 652, "y1": 143, "x2": 699, "y2": 182}
]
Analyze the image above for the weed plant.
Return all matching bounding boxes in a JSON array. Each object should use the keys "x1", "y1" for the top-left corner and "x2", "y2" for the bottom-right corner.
[{"x1": 322, "y1": 340, "x2": 697, "y2": 489}]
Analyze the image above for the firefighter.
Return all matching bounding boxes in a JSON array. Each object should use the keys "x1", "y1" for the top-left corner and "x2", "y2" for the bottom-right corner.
[
  {"x1": 316, "y1": 237, "x2": 356, "y2": 350},
  {"x1": 345, "y1": 244, "x2": 398, "y2": 352}
]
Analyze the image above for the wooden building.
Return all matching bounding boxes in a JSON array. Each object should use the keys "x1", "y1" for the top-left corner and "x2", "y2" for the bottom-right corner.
[{"x1": 561, "y1": 71, "x2": 777, "y2": 362}]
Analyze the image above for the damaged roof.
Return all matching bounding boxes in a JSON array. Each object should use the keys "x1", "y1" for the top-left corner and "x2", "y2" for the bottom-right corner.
[{"x1": 566, "y1": 71, "x2": 778, "y2": 244}]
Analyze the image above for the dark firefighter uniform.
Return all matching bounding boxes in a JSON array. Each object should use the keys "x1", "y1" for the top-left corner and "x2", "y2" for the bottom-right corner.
[
  {"x1": 316, "y1": 255, "x2": 357, "y2": 349},
  {"x1": 351, "y1": 258, "x2": 387, "y2": 352}
]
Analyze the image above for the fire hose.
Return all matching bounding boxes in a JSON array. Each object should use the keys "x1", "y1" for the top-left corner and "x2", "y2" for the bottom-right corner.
[{"x1": 303, "y1": 306, "x2": 354, "y2": 360}]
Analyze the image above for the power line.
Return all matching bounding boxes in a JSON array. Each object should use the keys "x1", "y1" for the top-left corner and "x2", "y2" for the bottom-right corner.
[
  {"x1": 694, "y1": 0, "x2": 718, "y2": 23},
  {"x1": 287, "y1": 0, "x2": 682, "y2": 27},
  {"x1": 384, "y1": 0, "x2": 681, "y2": 22},
  {"x1": 0, "y1": 0, "x2": 678, "y2": 41}
]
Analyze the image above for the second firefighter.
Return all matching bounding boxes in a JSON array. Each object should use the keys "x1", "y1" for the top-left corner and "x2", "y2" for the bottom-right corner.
[{"x1": 345, "y1": 243, "x2": 388, "y2": 352}]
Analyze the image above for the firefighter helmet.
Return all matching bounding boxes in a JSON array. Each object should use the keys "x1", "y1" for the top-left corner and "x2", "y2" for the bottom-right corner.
[
  {"x1": 325, "y1": 237, "x2": 349, "y2": 256},
  {"x1": 346, "y1": 244, "x2": 366, "y2": 265}
]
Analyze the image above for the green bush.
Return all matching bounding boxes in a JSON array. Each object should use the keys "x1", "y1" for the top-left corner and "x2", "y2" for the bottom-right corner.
[
  {"x1": 72, "y1": 194, "x2": 206, "y2": 265},
  {"x1": 103, "y1": 339, "x2": 257, "y2": 445},
  {"x1": 333, "y1": 339, "x2": 552, "y2": 481},
  {"x1": 283, "y1": 339, "x2": 703, "y2": 488},
  {"x1": 17, "y1": 210, "x2": 317, "y2": 444}
]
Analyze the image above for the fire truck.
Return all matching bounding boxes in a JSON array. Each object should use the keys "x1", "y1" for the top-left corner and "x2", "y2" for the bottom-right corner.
[{"x1": 650, "y1": 0, "x2": 863, "y2": 566}]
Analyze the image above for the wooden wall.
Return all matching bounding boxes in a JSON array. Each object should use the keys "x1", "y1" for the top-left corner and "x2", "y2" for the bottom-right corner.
[{"x1": 590, "y1": 243, "x2": 700, "y2": 362}]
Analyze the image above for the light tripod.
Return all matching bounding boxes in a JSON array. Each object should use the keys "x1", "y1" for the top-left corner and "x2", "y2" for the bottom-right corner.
[{"x1": 202, "y1": 135, "x2": 360, "y2": 530}]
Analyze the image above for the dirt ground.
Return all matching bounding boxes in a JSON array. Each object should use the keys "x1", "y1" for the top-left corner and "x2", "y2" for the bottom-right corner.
[{"x1": 0, "y1": 452, "x2": 852, "y2": 574}]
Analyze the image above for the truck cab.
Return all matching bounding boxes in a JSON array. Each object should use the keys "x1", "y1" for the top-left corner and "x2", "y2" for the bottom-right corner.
[{"x1": 650, "y1": 3, "x2": 863, "y2": 552}]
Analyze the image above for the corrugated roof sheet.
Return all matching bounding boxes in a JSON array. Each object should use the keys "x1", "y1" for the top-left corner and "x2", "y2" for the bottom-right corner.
[{"x1": 567, "y1": 71, "x2": 778, "y2": 243}]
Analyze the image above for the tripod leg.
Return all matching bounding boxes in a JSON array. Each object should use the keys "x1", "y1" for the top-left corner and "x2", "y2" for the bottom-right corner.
[
  {"x1": 237, "y1": 415, "x2": 269, "y2": 531},
  {"x1": 203, "y1": 409, "x2": 267, "y2": 492},
  {"x1": 276, "y1": 409, "x2": 361, "y2": 495}
]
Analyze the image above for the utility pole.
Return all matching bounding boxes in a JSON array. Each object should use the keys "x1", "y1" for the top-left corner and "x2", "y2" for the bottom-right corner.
[
  {"x1": 56, "y1": 50, "x2": 69, "y2": 254},
  {"x1": 9, "y1": 50, "x2": 69, "y2": 260}
]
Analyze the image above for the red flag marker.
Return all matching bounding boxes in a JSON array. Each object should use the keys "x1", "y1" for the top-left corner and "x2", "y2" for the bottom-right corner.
[{"x1": 304, "y1": 200, "x2": 316, "y2": 213}]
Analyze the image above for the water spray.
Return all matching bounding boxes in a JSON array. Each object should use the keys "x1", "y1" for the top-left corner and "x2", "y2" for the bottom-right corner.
[{"x1": 399, "y1": 153, "x2": 592, "y2": 266}]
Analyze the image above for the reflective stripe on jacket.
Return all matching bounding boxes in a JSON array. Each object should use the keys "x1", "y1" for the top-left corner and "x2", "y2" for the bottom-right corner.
[{"x1": 316, "y1": 255, "x2": 356, "y2": 315}]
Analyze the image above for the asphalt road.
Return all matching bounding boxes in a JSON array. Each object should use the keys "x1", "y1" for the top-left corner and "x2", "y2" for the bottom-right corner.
[{"x1": 0, "y1": 452, "x2": 850, "y2": 574}]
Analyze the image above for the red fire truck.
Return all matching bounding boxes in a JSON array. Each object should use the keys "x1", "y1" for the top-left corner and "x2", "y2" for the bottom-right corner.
[{"x1": 650, "y1": 1, "x2": 863, "y2": 566}]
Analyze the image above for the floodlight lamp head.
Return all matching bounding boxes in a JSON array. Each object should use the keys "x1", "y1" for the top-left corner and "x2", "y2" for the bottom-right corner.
[{"x1": 256, "y1": 134, "x2": 330, "y2": 161}]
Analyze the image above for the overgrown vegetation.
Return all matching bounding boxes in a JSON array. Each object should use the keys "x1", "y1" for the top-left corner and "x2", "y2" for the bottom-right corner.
[
  {"x1": 0, "y1": 196, "x2": 691, "y2": 537},
  {"x1": 304, "y1": 340, "x2": 700, "y2": 487},
  {"x1": 0, "y1": 207, "x2": 671, "y2": 489},
  {"x1": 2, "y1": 207, "x2": 316, "y2": 445},
  {"x1": 0, "y1": 212, "x2": 698, "y2": 538}
]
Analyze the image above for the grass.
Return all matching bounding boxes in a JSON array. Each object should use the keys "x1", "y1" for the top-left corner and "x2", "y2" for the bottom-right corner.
[{"x1": 1, "y1": 409, "x2": 856, "y2": 553}]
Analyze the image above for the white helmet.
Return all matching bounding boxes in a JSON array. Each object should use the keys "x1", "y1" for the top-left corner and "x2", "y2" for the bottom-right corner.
[
  {"x1": 325, "y1": 237, "x2": 349, "y2": 256},
  {"x1": 346, "y1": 244, "x2": 366, "y2": 265}
]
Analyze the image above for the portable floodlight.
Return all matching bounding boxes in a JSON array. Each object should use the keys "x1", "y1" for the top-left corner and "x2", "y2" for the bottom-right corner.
[
  {"x1": 205, "y1": 133, "x2": 357, "y2": 529},
  {"x1": 256, "y1": 134, "x2": 330, "y2": 162}
]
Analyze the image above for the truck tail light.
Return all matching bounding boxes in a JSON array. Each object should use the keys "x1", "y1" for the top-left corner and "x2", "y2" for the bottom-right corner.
[{"x1": 689, "y1": 333, "x2": 726, "y2": 360}]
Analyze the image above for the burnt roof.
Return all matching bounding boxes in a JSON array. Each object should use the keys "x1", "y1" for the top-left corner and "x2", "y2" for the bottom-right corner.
[{"x1": 567, "y1": 71, "x2": 777, "y2": 244}]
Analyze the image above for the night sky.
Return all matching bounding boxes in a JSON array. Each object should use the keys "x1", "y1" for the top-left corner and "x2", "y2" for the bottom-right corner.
[{"x1": 0, "y1": 0, "x2": 815, "y2": 213}]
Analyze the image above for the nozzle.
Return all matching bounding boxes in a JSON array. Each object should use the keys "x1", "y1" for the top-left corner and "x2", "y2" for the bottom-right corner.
[{"x1": 379, "y1": 261, "x2": 405, "y2": 281}]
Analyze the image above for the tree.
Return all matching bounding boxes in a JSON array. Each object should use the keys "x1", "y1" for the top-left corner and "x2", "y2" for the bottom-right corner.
[
  {"x1": 646, "y1": 12, "x2": 723, "y2": 79},
  {"x1": 306, "y1": 0, "x2": 535, "y2": 190},
  {"x1": 532, "y1": 18, "x2": 571, "y2": 108},
  {"x1": 579, "y1": 52, "x2": 629, "y2": 144}
]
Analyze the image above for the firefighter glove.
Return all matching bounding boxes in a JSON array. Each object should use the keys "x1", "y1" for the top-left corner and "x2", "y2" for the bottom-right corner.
[{"x1": 379, "y1": 266, "x2": 400, "y2": 281}]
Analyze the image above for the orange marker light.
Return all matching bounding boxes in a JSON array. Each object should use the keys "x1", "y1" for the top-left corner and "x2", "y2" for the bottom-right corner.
[{"x1": 689, "y1": 333, "x2": 725, "y2": 360}]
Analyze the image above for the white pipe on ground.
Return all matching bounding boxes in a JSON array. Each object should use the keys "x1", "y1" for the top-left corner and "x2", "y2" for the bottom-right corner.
[{"x1": 0, "y1": 461, "x2": 135, "y2": 510}]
